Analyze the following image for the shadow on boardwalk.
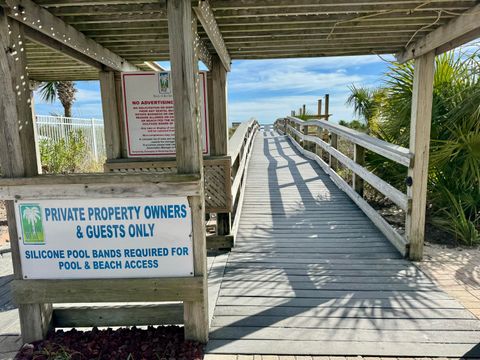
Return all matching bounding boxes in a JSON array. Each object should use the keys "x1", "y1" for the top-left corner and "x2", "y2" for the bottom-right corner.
[{"x1": 206, "y1": 128, "x2": 480, "y2": 357}]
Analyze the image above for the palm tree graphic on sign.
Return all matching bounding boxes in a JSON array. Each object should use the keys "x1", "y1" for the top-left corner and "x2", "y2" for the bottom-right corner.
[{"x1": 21, "y1": 205, "x2": 45, "y2": 244}]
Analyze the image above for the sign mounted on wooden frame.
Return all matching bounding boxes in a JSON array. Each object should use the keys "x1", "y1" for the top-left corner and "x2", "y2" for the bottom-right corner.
[
  {"x1": 15, "y1": 197, "x2": 194, "y2": 279},
  {"x1": 122, "y1": 71, "x2": 210, "y2": 157}
]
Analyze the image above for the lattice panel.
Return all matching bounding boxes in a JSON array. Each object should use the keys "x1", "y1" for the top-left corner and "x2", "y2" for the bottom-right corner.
[{"x1": 104, "y1": 157, "x2": 232, "y2": 213}]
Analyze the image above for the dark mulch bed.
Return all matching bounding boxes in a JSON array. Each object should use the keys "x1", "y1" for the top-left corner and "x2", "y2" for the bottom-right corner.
[{"x1": 15, "y1": 326, "x2": 204, "y2": 360}]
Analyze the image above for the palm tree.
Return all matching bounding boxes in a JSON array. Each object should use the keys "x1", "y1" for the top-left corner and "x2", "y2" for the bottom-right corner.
[
  {"x1": 365, "y1": 49, "x2": 480, "y2": 245},
  {"x1": 39, "y1": 81, "x2": 77, "y2": 118},
  {"x1": 346, "y1": 85, "x2": 384, "y2": 133}
]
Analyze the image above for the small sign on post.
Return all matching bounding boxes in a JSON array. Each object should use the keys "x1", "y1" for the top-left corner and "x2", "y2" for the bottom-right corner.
[
  {"x1": 15, "y1": 197, "x2": 194, "y2": 279},
  {"x1": 122, "y1": 71, "x2": 210, "y2": 158}
]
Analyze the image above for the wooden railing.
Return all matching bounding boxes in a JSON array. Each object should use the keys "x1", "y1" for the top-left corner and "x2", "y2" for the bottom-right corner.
[
  {"x1": 228, "y1": 119, "x2": 259, "y2": 238},
  {"x1": 275, "y1": 116, "x2": 412, "y2": 256}
]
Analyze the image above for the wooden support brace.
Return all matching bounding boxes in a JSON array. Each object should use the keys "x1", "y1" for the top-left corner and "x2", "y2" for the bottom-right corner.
[
  {"x1": 1, "y1": 0, "x2": 138, "y2": 71},
  {"x1": 194, "y1": 0, "x2": 231, "y2": 72},
  {"x1": 406, "y1": 51, "x2": 435, "y2": 261}
]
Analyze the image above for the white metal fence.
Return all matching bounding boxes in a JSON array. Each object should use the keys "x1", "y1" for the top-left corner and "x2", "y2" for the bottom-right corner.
[{"x1": 35, "y1": 115, "x2": 106, "y2": 161}]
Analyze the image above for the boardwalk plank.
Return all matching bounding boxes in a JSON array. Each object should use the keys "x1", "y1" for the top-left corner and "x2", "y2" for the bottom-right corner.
[{"x1": 207, "y1": 128, "x2": 480, "y2": 357}]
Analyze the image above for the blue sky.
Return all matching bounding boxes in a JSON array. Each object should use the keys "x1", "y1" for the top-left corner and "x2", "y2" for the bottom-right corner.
[{"x1": 34, "y1": 54, "x2": 395, "y2": 125}]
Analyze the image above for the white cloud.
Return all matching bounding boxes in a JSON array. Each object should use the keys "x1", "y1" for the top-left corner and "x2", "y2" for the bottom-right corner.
[
  {"x1": 229, "y1": 93, "x2": 356, "y2": 125},
  {"x1": 75, "y1": 88, "x2": 101, "y2": 103},
  {"x1": 228, "y1": 55, "x2": 391, "y2": 124},
  {"x1": 230, "y1": 68, "x2": 371, "y2": 93}
]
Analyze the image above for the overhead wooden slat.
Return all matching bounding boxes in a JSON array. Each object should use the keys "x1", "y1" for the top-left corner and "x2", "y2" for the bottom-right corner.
[
  {"x1": 213, "y1": 2, "x2": 473, "y2": 19},
  {"x1": 34, "y1": 0, "x2": 160, "y2": 6},
  {"x1": 58, "y1": 13, "x2": 167, "y2": 24},
  {"x1": 48, "y1": 2, "x2": 166, "y2": 16},
  {"x1": 1, "y1": 0, "x2": 138, "y2": 72},
  {"x1": 3, "y1": 0, "x2": 477, "y2": 77},
  {"x1": 211, "y1": 0, "x2": 476, "y2": 10},
  {"x1": 397, "y1": 3, "x2": 480, "y2": 62},
  {"x1": 215, "y1": 12, "x2": 457, "y2": 27}
]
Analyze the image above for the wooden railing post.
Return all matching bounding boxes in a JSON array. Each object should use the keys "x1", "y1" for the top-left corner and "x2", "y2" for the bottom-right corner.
[
  {"x1": 302, "y1": 122, "x2": 309, "y2": 150},
  {"x1": 330, "y1": 133, "x2": 338, "y2": 170},
  {"x1": 0, "y1": 12, "x2": 52, "y2": 343},
  {"x1": 209, "y1": 55, "x2": 231, "y2": 237},
  {"x1": 315, "y1": 125, "x2": 323, "y2": 158},
  {"x1": 353, "y1": 144, "x2": 365, "y2": 196},
  {"x1": 168, "y1": 0, "x2": 208, "y2": 342},
  {"x1": 406, "y1": 51, "x2": 435, "y2": 261}
]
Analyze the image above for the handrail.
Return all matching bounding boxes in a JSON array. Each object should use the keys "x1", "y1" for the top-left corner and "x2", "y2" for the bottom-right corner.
[
  {"x1": 228, "y1": 119, "x2": 258, "y2": 166},
  {"x1": 287, "y1": 125, "x2": 408, "y2": 211},
  {"x1": 275, "y1": 117, "x2": 409, "y2": 256},
  {"x1": 229, "y1": 119, "x2": 259, "y2": 237},
  {"x1": 287, "y1": 116, "x2": 411, "y2": 166}
]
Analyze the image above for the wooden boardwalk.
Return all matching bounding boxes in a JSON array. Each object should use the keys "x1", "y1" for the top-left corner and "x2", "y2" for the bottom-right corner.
[{"x1": 206, "y1": 128, "x2": 480, "y2": 357}]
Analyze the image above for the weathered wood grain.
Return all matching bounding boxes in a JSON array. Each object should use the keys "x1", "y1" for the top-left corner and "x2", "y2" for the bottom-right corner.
[
  {"x1": 206, "y1": 127, "x2": 480, "y2": 357},
  {"x1": 12, "y1": 277, "x2": 203, "y2": 303},
  {"x1": 405, "y1": 51, "x2": 435, "y2": 261}
]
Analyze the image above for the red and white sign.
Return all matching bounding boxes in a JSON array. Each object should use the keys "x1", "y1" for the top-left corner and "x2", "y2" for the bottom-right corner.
[{"x1": 122, "y1": 71, "x2": 209, "y2": 157}]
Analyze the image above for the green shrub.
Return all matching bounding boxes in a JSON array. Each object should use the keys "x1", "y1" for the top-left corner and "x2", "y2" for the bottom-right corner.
[
  {"x1": 39, "y1": 130, "x2": 102, "y2": 174},
  {"x1": 347, "y1": 49, "x2": 480, "y2": 245}
]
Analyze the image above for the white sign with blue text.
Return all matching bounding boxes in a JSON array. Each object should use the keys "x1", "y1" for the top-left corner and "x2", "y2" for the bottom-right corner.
[{"x1": 14, "y1": 197, "x2": 194, "y2": 279}]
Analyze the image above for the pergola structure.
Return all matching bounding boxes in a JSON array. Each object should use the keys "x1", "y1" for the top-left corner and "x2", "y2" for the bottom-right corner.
[{"x1": 0, "y1": 0, "x2": 479, "y2": 347}]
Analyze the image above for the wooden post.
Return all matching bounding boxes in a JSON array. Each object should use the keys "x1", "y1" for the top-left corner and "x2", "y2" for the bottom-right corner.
[
  {"x1": 353, "y1": 144, "x2": 365, "y2": 196},
  {"x1": 210, "y1": 55, "x2": 230, "y2": 236},
  {"x1": 168, "y1": 0, "x2": 208, "y2": 342},
  {"x1": 330, "y1": 133, "x2": 338, "y2": 171},
  {"x1": 302, "y1": 104, "x2": 306, "y2": 116},
  {"x1": 406, "y1": 51, "x2": 435, "y2": 261},
  {"x1": 0, "y1": 13, "x2": 52, "y2": 343},
  {"x1": 29, "y1": 81, "x2": 43, "y2": 175},
  {"x1": 317, "y1": 99, "x2": 322, "y2": 117},
  {"x1": 302, "y1": 122, "x2": 308, "y2": 150},
  {"x1": 99, "y1": 71, "x2": 122, "y2": 160},
  {"x1": 315, "y1": 125, "x2": 323, "y2": 158},
  {"x1": 324, "y1": 94, "x2": 330, "y2": 121}
]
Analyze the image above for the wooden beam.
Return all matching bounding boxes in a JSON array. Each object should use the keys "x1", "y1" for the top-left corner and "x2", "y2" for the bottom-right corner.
[
  {"x1": 0, "y1": 10, "x2": 51, "y2": 343},
  {"x1": 53, "y1": 303, "x2": 183, "y2": 328},
  {"x1": 12, "y1": 277, "x2": 204, "y2": 303},
  {"x1": 396, "y1": 4, "x2": 480, "y2": 63},
  {"x1": 406, "y1": 51, "x2": 435, "y2": 261},
  {"x1": 99, "y1": 70, "x2": 122, "y2": 159},
  {"x1": 168, "y1": 0, "x2": 208, "y2": 343},
  {"x1": 194, "y1": 0, "x2": 231, "y2": 71},
  {"x1": 210, "y1": 55, "x2": 228, "y2": 156},
  {"x1": 210, "y1": 55, "x2": 230, "y2": 235},
  {"x1": 1, "y1": 0, "x2": 138, "y2": 71},
  {"x1": 0, "y1": 173, "x2": 202, "y2": 200},
  {"x1": 24, "y1": 26, "x2": 102, "y2": 70}
]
